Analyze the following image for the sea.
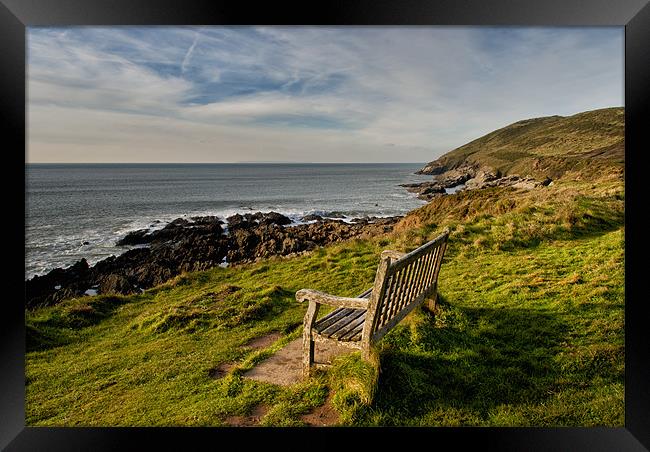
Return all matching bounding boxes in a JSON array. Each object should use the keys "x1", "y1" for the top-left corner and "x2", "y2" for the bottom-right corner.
[{"x1": 25, "y1": 163, "x2": 434, "y2": 279}]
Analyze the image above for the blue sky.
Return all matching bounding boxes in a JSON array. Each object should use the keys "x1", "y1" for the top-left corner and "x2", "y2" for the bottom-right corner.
[{"x1": 27, "y1": 26, "x2": 623, "y2": 163}]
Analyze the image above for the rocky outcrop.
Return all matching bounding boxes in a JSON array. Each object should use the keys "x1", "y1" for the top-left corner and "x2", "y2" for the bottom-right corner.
[
  {"x1": 403, "y1": 164, "x2": 550, "y2": 201},
  {"x1": 25, "y1": 258, "x2": 92, "y2": 308},
  {"x1": 400, "y1": 182, "x2": 446, "y2": 201},
  {"x1": 225, "y1": 216, "x2": 397, "y2": 263},
  {"x1": 25, "y1": 212, "x2": 400, "y2": 309},
  {"x1": 116, "y1": 215, "x2": 224, "y2": 246},
  {"x1": 433, "y1": 164, "x2": 479, "y2": 186},
  {"x1": 415, "y1": 160, "x2": 448, "y2": 175}
]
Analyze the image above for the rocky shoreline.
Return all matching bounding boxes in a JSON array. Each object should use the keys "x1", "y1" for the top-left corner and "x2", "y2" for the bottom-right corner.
[
  {"x1": 25, "y1": 212, "x2": 400, "y2": 309},
  {"x1": 402, "y1": 163, "x2": 552, "y2": 201}
]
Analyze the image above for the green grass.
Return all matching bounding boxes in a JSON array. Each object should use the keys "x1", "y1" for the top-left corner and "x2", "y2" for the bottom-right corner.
[
  {"x1": 348, "y1": 228, "x2": 624, "y2": 426},
  {"x1": 25, "y1": 173, "x2": 624, "y2": 427}
]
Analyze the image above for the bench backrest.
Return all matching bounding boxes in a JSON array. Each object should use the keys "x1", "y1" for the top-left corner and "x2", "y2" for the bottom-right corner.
[{"x1": 362, "y1": 229, "x2": 450, "y2": 343}]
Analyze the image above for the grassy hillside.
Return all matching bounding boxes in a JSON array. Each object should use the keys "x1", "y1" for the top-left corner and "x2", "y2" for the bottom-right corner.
[
  {"x1": 419, "y1": 107, "x2": 624, "y2": 179},
  {"x1": 25, "y1": 167, "x2": 624, "y2": 426}
]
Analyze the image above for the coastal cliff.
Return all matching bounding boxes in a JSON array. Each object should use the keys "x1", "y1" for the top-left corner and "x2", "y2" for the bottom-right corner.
[{"x1": 404, "y1": 107, "x2": 624, "y2": 200}]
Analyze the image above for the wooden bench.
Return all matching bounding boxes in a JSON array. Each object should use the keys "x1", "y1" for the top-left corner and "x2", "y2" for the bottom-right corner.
[{"x1": 296, "y1": 229, "x2": 450, "y2": 377}]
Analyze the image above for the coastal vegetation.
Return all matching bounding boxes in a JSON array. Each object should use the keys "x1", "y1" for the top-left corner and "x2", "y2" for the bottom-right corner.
[{"x1": 25, "y1": 107, "x2": 625, "y2": 426}]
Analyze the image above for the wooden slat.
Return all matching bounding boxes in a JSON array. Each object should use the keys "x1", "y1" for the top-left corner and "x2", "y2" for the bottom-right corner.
[
  {"x1": 314, "y1": 307, "x2": 355, "y2": 330},
  {"x1": 387, "y1": 264, "x2": 410, "y2": 322},
  {"x1": 357, "y1": 287, "x2": 373, "y2": 299},
  {"x1": 390, "y1": 261, "x2": 415, "y2": 319},
  {"x1": 432, "y1": 241, "x2": 447, "y2": 285},
  {"x1": 375, "y1": 270, "x2": 395, "y2": 330},
  {"x1": 422, "y1": 246, "x2": 438, "y2": 291},
  {"x1": 412, "y1": 251, "x2": 427, "y2": 297},
  {"x1": 313, "y1": 335, "x2": 363, "y2": 349},
  {"x1": 372, "y1": 291, "x2": 427, "y2": 343},
  {"x1": 419, "y1": 249, "x2": 435, "y2": 294},
  {"x1": 334, "y1": 315, "x2": 366, "y2": 341},
  {"x1": 427, "y1": 244, "x2": 442, "y2": 288},
  {"x1": 312, "y1": 287, "x2": 371, "y2": 331},
  {"x1": 405, "y1": 256, "x2": 424, "y2": 310},
  {"x1": 349, "y1": 328, "x2": 364, "y2": 342},
  {"x1": 403, "y1": 257, "x2": 420, "y2": 310},
  {"x1": 317, "y1": 309, "x2": 365, "y2": 337}
]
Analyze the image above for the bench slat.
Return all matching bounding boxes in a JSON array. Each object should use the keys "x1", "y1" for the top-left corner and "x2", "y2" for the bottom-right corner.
[
  {"x1": 372, "y1": 288, "x2": 433, "y2": 343},
  {"x1": 332, "y1": 314, "x2": 367, "y2": 341},
  {"x1": 317, "y1": 309, "x2": 365, "y2": 338},
  {"x1": 404, "y1": 257, "x2": 423, "y2": 310},
  {"x1": 417, "y1": 249, "x2": 434, "y2": 295},
  {"x1": 424, "y1": 246, "x2": 440, "y2": 289},
  {"x1": 394, "y1": 262, "x2": 413, "y2": 315},
  {"x1": 314, "y1": 307, "x2": 356, "y2": 331},
  {"x1": 312, "y1": 287, "x2": 372, "y2": 331},
  {"x1": 432, "y1": 241, "x2": 447, "y2": 286},
  {"x1": 349, "y1": 329, "x2": 363, "y2": 342}
]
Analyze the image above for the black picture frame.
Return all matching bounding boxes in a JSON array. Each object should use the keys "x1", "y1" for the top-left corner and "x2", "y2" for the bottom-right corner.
[{"x1": 3, "y1": 0, "x2": 649, "y2": 450}]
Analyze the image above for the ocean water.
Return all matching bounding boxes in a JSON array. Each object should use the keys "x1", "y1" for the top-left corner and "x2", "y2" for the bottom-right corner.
[{"x1": 25, "y1": 163, "x2": 431, "y2": 279}]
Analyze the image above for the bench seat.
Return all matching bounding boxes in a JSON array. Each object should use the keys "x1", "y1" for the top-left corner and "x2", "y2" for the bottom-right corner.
[
  {"x1": 313, "y1": 308, "x2": 366, "y2": 341},
  {"x1": 312, "y1": 288, "x2": 372, "y2": 342}
]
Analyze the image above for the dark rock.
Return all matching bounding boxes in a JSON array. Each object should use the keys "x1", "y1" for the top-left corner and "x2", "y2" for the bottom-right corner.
[
  {"x1": 416, "y1": 160, "x2": 448, "y2": 175},
  {"x1": 421, "y1": 185, "x2": 447, "y2": 195},
  {"x1": 400, "y1": 181, "x2": 445, "y2": 194},
  {"x1": 25, "y1": 258, "x2": 91, "y2": 309},
  {"x1": 227, "y1": 211, "x2": 292, "y2": 229},
  {"x1": 433, "y1": 164, "x2": 477, "y2": 187},
  {"x1": 97, "y1": 273, "x2": 132, "y2": 294},
  {"x1": 118, "y1": 216, "x2": 224, "y2": 246},
  {"x1": 25, "y1": 211, "x2": 402, "y2": 308},
  {"x1": 255, "y1": 211, "x2": 292, "y2": 226},
  {"x1": 116, "y1": 229, "x2": 152, "y2": 246},
  {"x1": 301, "y1": 214, "x2": 323, "y2": 222},
  {"x1": 324, "y1": 211, "x2": 346, "y2": 219}
]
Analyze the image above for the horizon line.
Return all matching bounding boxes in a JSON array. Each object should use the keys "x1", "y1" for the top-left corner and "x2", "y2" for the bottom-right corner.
[{"x1": 25, "y1": 161, "x2": 428, "y2": 165}]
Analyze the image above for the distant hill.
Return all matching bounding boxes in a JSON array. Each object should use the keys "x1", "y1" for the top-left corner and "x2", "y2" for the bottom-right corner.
[{"x1": 417, "y1": 107, "x2": 624, "y2": 180}]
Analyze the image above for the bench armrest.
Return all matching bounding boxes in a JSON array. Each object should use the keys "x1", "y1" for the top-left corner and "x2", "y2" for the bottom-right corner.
[
  {"x1": 296, "y1": 289, "x2": 369, "y2": 309},
  {"x1": 381, "y1": 250, "x2": 406, "y2": 260}
]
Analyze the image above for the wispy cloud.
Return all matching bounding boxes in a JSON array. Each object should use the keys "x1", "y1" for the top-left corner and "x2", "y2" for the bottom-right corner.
[
  {"x1": 27, "y1": 26, "x2": 623, "y2": 163},
  {"x1": 181, "y1": 31, "x2": 200, "y2": 74}
]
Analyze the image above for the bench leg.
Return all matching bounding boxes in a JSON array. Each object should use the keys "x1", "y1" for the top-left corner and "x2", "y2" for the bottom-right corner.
[
  {"x1": 303, "y1": 333, "x2": 315, "y2": 378},
  {"x1": 425, "y1": 290, "x2": 438, "y2": 313},
  {"x1": 302, "y1": 301, "x2": 319, "y2": 378},
  {"x1": 362, "y1": 341, "x2": 374, "y2": 361}
]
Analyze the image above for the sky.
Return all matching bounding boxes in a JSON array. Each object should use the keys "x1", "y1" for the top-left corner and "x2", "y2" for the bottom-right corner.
[{"x1": 27, "y1": 26, "x2": 624, "y2": 163}]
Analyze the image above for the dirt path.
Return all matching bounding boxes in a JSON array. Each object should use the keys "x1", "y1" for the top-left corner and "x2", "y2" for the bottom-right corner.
[
  {"x1": 300, "y1": 395, "x2": 339, "y2": 426},
  {"x1": 208, "y1": 331, "x2": 282, "y2": 380},
  {"x1": 242, "y1": 338, "x2": 351, "y2": 386},
  {"x1": 224, "y1": 404, "x2": 270, "y2": 427},
  {"x1": 213, "y1": 333, "x2": 352, "y2": 426}
]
